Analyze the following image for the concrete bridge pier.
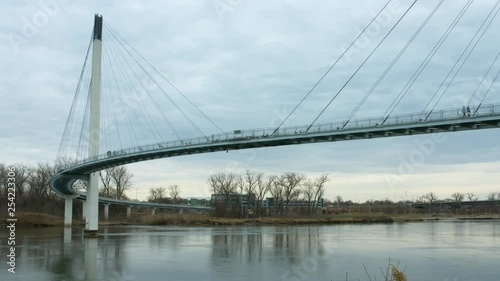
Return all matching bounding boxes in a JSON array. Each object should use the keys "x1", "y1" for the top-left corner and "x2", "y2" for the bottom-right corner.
[
  {"x1": 104, "y1": 203, "x2": 110, "y2": 220},
  {"x1": 85, "y1": 173, "x2": 100, "y2": 237},
  {"x1": 82, "y1": 200, "x2": 86, "y2": 220},
  {"x1": 126, "y1": 205, "x2": 132, "y2": 218},
  {"x1": 64, "y1": 194, "x2": 79, "y2": 226},
  {"x1": 84, "y1": 14, "x2": 103, "y2": 238},
  {"x1": 151, "y1": 207, "x2": 156, "y2": 216}
]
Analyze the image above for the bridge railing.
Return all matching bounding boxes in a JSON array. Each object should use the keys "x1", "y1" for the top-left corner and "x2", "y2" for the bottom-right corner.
[{"x1": 57, "y1": 103, "x2": 499, "y2": 172}]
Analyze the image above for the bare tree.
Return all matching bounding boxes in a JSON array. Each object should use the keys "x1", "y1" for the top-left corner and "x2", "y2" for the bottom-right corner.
[
  {"x1": 208, "y1": 172, "x2": 238, "y2": 204},
  {"x1": 273, "y1": 172, "x2": 305, "y2": 216},
  {"x1": 255, "y1": 175, "x2": 273, "y2": 217},
  {"x1": 234, "y1": 170, "x2": 262, "y2": 218},
  {"x1": 423, "y1": 192, "x2": 438, "y2": 214},
  {"x1": 54, "y1": 156, "x2": 75, "y2": 172},
  {"x1": 301, "y1": 179, "x2": 315, "y2": 215},
  {"x1": 466, "y1": 192, "x2": 478, "y2": 215},
  {"x1": 270, "y1": 178, "x2": 285, "y2": 216},
  {"x1": 487, "y1": 192, "x2": 497, "y2": 201},
  {"x1": 243, "y1": 170, "x2": 260, "y2": 195},
  {"x1": 73, "y1": 179, "x2": 88, "y2": 191},
  {"x1": 168, "y1": 185, "x2": 180, "y2": 202},
  {"x1": 110, "y1": 166, "x2": 133, "y2": 199},
  {"x1": 466, "y1": 192, "x2": 478, "y2": 201},
  {"x1": 335, "y1": 195, "x2": 343, "y2": 214},
  {"x1": 208, "y1": 172, "x2": 239, "y2": 217},
  {"x1": 12, "y1": 164, "x2": 31, "y2": 200},
  {"x1": 27, "y1": 162, "x2": 54, "y2": 200},
  {"x1": 312, "y1": 174, "x2": 329, "y2": 212},
  {"x1": 0, "y1": 164, "x2": 6, "y2": 197},
  {"x1": 452, "y1": 192, "x2": 465, "y2": 205},
  {"x1": 236, "y1": 175, "x2": 245, "y2": 218},
  {"x1": 148, "y1": 187, "x2": 166, "y2": 202},
  {"x1": 99, "y1": 168, "x2": 114, "y2": 197}
]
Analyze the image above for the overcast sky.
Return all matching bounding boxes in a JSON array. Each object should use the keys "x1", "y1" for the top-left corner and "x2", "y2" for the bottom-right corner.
[{"x1": 1, "y1": 0, "x2": 500, "y2": 202}]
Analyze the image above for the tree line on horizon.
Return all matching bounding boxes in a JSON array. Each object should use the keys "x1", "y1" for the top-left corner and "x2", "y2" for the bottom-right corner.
[{"x1": 0, "y1": 162, "x2": 498, "y2": 218}]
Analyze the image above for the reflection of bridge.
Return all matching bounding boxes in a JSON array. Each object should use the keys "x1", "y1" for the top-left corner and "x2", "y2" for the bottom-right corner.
[{"x1": 51, "y1": 6, "x2": 500, "y2": 235}]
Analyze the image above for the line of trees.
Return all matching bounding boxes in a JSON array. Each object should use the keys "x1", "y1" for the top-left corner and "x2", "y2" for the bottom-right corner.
[
  {"x1": 416, "y1": 191, "x2": 500, "y2": 215},
  {"x1": 98, "y1": 167, "x2": 133, "y2": 199},
  {"x1": 417, "y1": 191, "x2": 500, "y2": 205},
  {"x1": 0, "y1": 162, "x2": 63, "y2": 215},
  {"x1": 207, "y1": 170, "x2": 329, "y2": 218},
  {"x1": 147, "y1": 185, "x2": 182, "y2": 204},
  {"x1": 0, "y1": 161, "x2": 134, "y2": 217}
]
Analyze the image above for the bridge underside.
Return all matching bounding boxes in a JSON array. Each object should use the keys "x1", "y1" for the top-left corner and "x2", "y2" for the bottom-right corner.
[{"x1": 50, "y1": 114, "x2": 500, "y2": 197}]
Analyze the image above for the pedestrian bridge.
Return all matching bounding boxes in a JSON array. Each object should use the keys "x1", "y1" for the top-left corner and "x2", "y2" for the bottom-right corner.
[
  {"x1": 51, "y1": 103, "x2": 500, "y2": 197},
  {"x1": 51, "y1": 11, "x2": 500, "y2": 232}
]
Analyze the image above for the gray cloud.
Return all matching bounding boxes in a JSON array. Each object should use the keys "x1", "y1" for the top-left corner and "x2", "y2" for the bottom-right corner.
[{"x1": 1, "y1": 0, "x2": 499, "y2": 201}]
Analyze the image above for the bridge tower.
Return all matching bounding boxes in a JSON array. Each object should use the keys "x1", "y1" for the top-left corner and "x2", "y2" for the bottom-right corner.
[{"x1": 85, "y1": 14, "x2": 103, "y2": 236}]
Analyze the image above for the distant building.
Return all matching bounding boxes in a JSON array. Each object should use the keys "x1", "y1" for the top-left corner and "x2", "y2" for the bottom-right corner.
[{"x1": 211, "y1": 193, "x2": 253, "y2": 207}]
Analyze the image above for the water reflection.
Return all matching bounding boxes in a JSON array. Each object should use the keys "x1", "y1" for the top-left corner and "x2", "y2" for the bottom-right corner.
[
  {"x1": 211, "y1": 226, "x2": 332, "y2": 271},
  {"x1": 83, "y1": 238, "x2": 97, "y2": 281},
  {"x1": 1, "y1": 222, "x2": 499, "y2": 281}
]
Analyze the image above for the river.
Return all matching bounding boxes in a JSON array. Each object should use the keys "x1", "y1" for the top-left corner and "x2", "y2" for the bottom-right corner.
[{"x1": 0, "y1": 221, "x2": 499, "y2": 281}]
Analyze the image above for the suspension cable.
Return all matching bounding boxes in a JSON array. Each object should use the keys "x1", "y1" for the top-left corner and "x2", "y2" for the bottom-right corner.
[
  {"x1": 305, "y1": 0, "x2": 418, "y2": 133},
  {"x1": 57, "y1": 32, "x2": 93, "y2": 160},
  {"x1": 422, "y1": 0, "x2": 500, "y2": 121},
  {"x1": 105, "y1": 23, "x2": 224, "y2": 134},
  {"x1": 271, "y1": 0, "x2": 393, "y2": 135},
  {"x1": 105, "y1": 29, "x2": 161, "y2": 146},
  {"x1": 106, "y1": 35, "x2": 144, "y2": 146},
  {"x1": 342, "y1": 0, "x2": 444, "y2": 129},
  {"x1": 105, "y1": 25, "x2": 208, "y2": 140},
  {"x1": 474, "y1": 67, "x2": 500, "y2": 115},
  {"x1": 105, "y1": 28, "x2": 184, "y2": 142},
  {"x1": 380, "y1": 0, "x2": 474, "y2": 125},
  {"x1": 468, "y1": 48, "x2": 500, "y2": 106}
]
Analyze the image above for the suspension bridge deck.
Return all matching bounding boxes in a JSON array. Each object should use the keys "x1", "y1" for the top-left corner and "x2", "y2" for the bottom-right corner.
[{"x1": 51, "y1": 103, "x2": 500, "y2": 196}]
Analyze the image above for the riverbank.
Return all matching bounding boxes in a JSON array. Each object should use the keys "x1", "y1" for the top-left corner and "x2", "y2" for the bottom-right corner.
[
  {"x1": 1, "y1": 212, "x2": 84, "y2": 227},
  {"x1": 140, "y1": 213, "x2": 396, "y2": 226},
  {"x1": 4, "y1": 212, "x2": 500, "y2": 227},
  {"x1": 135, "y1": 213, "x2": 500, "y2": 226}
]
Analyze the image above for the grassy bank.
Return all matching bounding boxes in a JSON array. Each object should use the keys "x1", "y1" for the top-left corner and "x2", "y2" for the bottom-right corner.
[
  {"x1": 141, "y1": 213, "x2": 395, "y2": 226},
  {"x1": 1, "y1": 212, "x2": 76, "y2": 227},
  {"x1": 8, "y1": 212, "x2": 498, "y2": 227},
  {"x1": 0, "y1": 212, "x2": 87, "y2": 227}
]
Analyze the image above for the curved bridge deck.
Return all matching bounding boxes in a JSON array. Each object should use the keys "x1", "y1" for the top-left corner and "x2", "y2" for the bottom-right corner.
[{"x1": 51, "y1": 103, "x2": 500, "y2": 197}]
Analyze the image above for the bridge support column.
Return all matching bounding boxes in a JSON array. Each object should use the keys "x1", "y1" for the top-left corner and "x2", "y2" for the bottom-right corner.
[
  {"x1": 84, "y1": 14, "x2": 103, "y2": 238},
  {"x1": 85, "y1": 173, "x2": 99, "y2": 236},
  {"x1": 64, "y1": 195, "x2": 78, "y2": 227},
  {"x1": 82, "y1": 200, "x2": 86, "y2": 220},
  {"x1": 151, "y1": 207, "x2": 156, "y2": 216},
  {"x1": 126, "y1": 205, "x2": 132, "y2": 218},
  {"x1": 104, "y1": 203, "x2": 110, "y2": 221}
]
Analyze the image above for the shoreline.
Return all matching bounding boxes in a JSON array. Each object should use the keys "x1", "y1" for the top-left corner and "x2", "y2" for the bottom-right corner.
[{"x1": 3, "y1": 212, "x2": 499, "y2": 228}]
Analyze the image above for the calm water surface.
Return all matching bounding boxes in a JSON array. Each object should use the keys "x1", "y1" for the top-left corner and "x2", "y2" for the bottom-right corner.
[{"x1": 0, "y1": 221, "x2": 499, "y2": 281}]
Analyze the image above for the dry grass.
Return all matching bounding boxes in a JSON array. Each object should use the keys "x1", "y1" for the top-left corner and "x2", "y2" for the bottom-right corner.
[
  {"x1": 141, "y1": 213, "x2": 394, "y2": 226},
  {"x1": 391, "y1": 265, "x2": 408, "y2": 281},
  {"x1": 4, "y1": 212, "x2": 395, "y2": 227},
  {"x1": 362, "y1": 261, "x2": 408, "y2": 281},
  {"x1": 10, "y1": 212, "x2": 65, "y2": 227}
]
